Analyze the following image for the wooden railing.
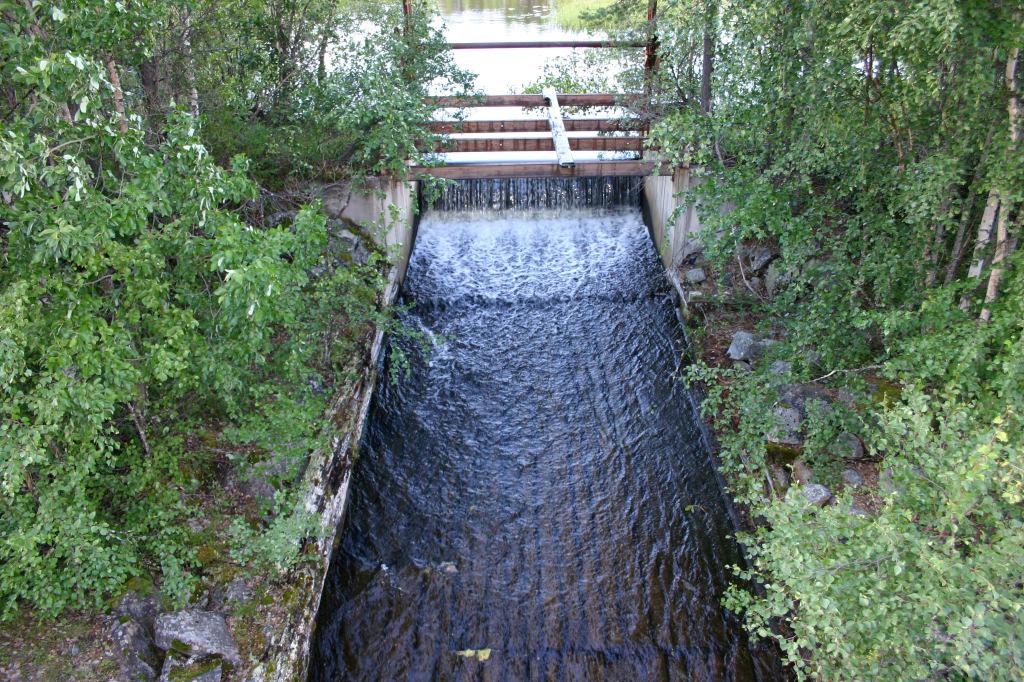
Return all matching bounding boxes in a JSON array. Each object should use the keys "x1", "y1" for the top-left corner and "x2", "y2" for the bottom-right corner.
[{"x1": 406, "y1": 0, "x2": 667, "y2": 179}]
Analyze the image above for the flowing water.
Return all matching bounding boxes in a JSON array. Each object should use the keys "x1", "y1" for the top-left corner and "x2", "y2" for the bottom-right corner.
[{"x1": 309, "y1": 179, "x2": 779, "y2": 681}]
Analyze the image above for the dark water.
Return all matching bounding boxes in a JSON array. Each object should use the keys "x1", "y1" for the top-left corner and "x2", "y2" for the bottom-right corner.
[{"x1": 310, "y1": 180, "x2": 777, "y2": 681}]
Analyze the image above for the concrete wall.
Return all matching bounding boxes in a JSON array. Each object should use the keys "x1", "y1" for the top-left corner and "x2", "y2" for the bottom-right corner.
[
  {"x1": 251, "y1": 178, "x2": 418, "y2": 682},
  {"x1": 642, "y1": 167, "x2": 703, "y2": 271},
  {"x1": 321, "y1": 177, "x2": 419, "y2": 284}
]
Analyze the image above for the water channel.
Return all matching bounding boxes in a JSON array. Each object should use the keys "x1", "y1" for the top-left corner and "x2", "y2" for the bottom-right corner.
[
  {"x1": 310, "y1": 3, "x2": 780, "y2": 679},
  {"x1": 309, "y1": 177, "x2": 779, "y2": 680}
]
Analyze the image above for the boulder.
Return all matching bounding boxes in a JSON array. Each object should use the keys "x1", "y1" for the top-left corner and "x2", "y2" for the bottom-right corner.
[
  {"x1": 831, "y1": 432, "x2": 865, "y2": 460},
  {"x1": 115, "y1": 592, "x2": 161, "y2": 632},
  {"x1": 842, "y1": 468, "x2": 865, "y2": 488},
  {"x1": 210, "y1": 578, "x2": 253, "y2": 612},
  {"x1": 768, "y1": 406, "x2": 804, "y2": 446},
  {"x1": 110, "y1": 618, "x2": 158, "y2": 682},
  {"x1": 684, "y1": 268, "x2": 707, "y2": 285},
  {"x1": 801, "y1": 483, "x2": 833, "y2": 507},
  {"x1": 791, "y1": 459, "x2": 814, "y2": 484},
  {"x1": 764, "y1": 262, "x2": 794, "y2": 297},
  {"x1": 158, "y1": 653, "x2": 222, "y2": 682},
  {"x1": 847, "y1": 503, "x2": 871, "y2": 518},
  {"x1": 154, "y1": 611, "x2": 241, "y2": 667},
  {"x1": 778, "y1": 382, "x2": 834, "y2": 418},
  {"x1": 879, "y1": 467, "x2": 899, "y2": 495},
  {"x1": 744, "y1": 244, "x2": 776, "y2": 273},
  {"x1": 732, "y1": 360, "x2": 752, "y2": 373},
  {"x1": 769, "y1": 360, "x2": 792, "y2": 376},
  {"x1": 768, "y1": 463, "x2": 791, "y2": 494},
  {"x1": 727, "y1": 331, "x2": 777, "y2": 363}
]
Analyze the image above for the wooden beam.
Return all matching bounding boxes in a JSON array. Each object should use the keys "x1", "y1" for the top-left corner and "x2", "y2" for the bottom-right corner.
[
  {"x1": 426, "y1": 94, "x2": 634, "y2": 108},
  {"x1": 543, "y1": 88, "x2": 575, "y2": 168},
  {"x1": 425, "y1": 119, "x2": 644, "y2": 133},
  {"x1": 449, "y1": 40, "x2": 644, "y2": 49},
  {"x1": 429, "y1": 137, "x2": 644, "y2": 153},
  {"x1": 409, "y1": 161, "x2": 673, "y2": 179}
]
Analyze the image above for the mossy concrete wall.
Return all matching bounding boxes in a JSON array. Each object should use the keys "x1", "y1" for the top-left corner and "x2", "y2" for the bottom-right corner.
[{"x1": 250, "y1": 177, "x2": 417, "y2": 682}]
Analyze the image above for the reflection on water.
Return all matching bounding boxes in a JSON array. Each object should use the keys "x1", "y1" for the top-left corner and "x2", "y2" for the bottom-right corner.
[{"x1": 435, "y1": 0, "x2": 553, "y2": 25}]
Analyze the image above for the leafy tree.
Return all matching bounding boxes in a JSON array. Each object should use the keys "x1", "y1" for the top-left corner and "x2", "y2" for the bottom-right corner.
[
  {"x1": 0, "y1": 0, "x2": 461, "y2": 617},
  {"x1": 648, "y1": 0, "x2": 1024, "y2": 677}
]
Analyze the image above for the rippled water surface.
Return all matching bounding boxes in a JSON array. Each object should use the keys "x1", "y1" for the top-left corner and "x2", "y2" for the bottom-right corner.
[{"x1": 310, "y1": 184, "x2": 777, "y2": 680}]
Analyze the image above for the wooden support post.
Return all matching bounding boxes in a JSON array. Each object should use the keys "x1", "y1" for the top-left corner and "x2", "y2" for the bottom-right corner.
[{"x1": 543, "y1": 88, "x2": 575, "y2": 168}]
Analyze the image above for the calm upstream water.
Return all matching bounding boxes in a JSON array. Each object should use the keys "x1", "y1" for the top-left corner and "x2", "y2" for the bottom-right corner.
[
  {"x1": 309, "y1": 179, "x2": 780, "y2": 680},
  {"x1": 431, "y1": 0, "x2": 628, "y2": 165}
]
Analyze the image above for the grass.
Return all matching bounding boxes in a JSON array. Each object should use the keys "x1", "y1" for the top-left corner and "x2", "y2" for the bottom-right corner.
[{"x1": 552, "y1": 0, "x2": 616, "y2": 30}]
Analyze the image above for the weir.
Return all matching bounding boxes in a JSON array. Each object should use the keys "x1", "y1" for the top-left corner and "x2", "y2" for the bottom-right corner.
[{"x1": 309, "y1": 177, "x2": 778, "y2": 680}]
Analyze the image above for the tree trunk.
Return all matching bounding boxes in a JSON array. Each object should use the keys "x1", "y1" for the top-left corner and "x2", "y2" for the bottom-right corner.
[
  {"x1": 182, "y1": 10, "x2": 200, "y2": 118},
  {"x1": 979, "y1": 47, "x2": 1020, "y2": 321},
  {"x1": 924, "y1": 194, "x2": 950, "y2": 287},
  {"x1": 943, "y1": 155, "x2": 986, "y2": 285},
  {"x1": 700, "y1": 2, "x2": 715, "y2": 115},
  {"x1": 105, "y1": 55, "x2": 129, "y2": 134},
  {"x1": 980, "y1": 198, "x2": 1014, "y2": 322},
  {"x1": 959, "y1": 188, "x2": 1000, "y2": 309},
  {"x1": 139, "y1": 57, "x2": 163, "y2": 133}
]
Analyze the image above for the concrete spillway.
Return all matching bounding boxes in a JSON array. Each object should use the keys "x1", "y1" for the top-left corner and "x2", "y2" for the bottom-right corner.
[{"x1": 309, "y1": 178, "x2": 779, "y2": 680}]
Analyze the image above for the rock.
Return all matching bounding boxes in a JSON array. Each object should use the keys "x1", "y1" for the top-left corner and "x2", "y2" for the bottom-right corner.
[
  {"x1": 329, "y1": 227, "x2": 372, "y2": 266},
  {"x1": 801, "y1": 483, "x2": 832, "y2": 507},
  {"x1": 778, "y1": 382, "x2": 834, "y2": 418},
  {"x1": 842, "y1": 468, "x2": 865, "y2": 488},
  {"x1": 110, "y1": 618, "x2": 158, "y2": 682},
  {"x1": 115, "y1": 592, "x2": 161, "y2": 632},
  {"x1": 727, "y1": 331, "x2": 758, "y2": 361},
  {"x1": 684, "y1": 268, "x2": 707, "y2": 284},
  {"x1": 438, "y1": 561, "x2": 458, "y2": 574},
  {"x1": 768, "y1": 406, "x2": 803, "y2": 446},
  {"x1": 848, "y1": 503, "x2": 871, "y2": 518},
  {"x1": 232, "y1": 450, "x2": 304, "y2": 506},
  {"x1": 744, "y1": 244, "x2": 776, "y2": 273},
  {"x1": 764, "y1": 261, "x2": 794, "y2": 297},
  {"x1": 732, "y1": 360, "x2": 752, "y2": 373},
  {"x1": 769, "y1": 360, "x2": 792, "y2": 375},
  {"x1": 210, "y1": 578, "x2": 252, "y2": 612},
  {"x1": 727, "y1": 331, "x2": 777, "y2": 363},
  {"x1": 749, "y1": 276, "x2": 763, "y2": 291},
  {"x1": 831, "y1": 432, "x2": 865, "y2": 460},
  {"x1": 791, "y1": 459, "x2": 814, "y2": 484},
  {"x1": 158, "y1": 653, "x2": 222, "y2": 682},
  {"x1": 154, "y1": 611, "x2": 241, "y2": 667},
  {"x1": 768, "y1": 463, "x2": 790, "y2": 494},
  {"x1": 879, "y1": 467, "x2": 899, "y2": 495}
]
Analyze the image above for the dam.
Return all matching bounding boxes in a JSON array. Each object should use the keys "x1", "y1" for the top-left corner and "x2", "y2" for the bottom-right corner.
[{"x1": 309, "y1": 178, "x2": 779, "y2": 680}]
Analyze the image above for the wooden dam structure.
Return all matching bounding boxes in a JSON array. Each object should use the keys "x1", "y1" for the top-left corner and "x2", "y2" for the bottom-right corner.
[{"x1": 406, "y1": 0, "x2": 673, "y2": 179}]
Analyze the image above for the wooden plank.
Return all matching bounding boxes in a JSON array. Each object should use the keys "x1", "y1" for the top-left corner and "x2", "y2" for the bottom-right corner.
[
  {"x1": 449, "y1": 40, "x2": 645, "y2": 49},
  {"x1": 409, "y1": 161, "x2": 672, "y2": 179},
  {"x1": 429, "y1": 137, "x2": 644, "y2": 153},
  {"x1": 543, "y1": 88, "x2": 575, "y2": 168},
  {"x1": 425, "y1": 119, "x2": 644, "y2": 133},
  {"x1": 426, "y1": 94, "x2": 633, "y2": 108}
]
